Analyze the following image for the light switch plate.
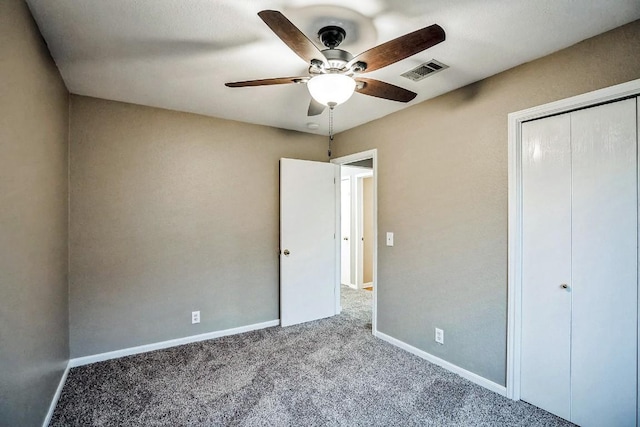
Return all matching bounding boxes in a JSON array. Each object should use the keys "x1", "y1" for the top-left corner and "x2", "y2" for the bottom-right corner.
[{"x1": 386, "y1": 232, "x2": 394, "y2": 246}]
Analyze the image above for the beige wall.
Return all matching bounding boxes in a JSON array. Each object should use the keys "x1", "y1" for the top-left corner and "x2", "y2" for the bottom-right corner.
[
  {"x1": 0, "y1": 1, "x2": 69, "y2": 425},
  {"x1": 69, "y1": 96, "x2": 328, "y2": 357},
  {"x1": 333, "y1": 20, "x2": 640, "y2": 385}
]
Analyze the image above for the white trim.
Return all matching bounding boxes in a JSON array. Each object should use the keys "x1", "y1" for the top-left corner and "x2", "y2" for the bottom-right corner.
[
  {"x1": 332, "y1": 150, "x2": 377, "y2": 167},
  {"x1": 69, "y1": 320, "x2": 280, "y2": 368},
  {"x1": 376, "y1": 331, "x2": 507, "y2": 397},
  {"x1": 43, "y1": 362, "x2": 70, "y2": 427},
  {"x1": 508, "y1": 79, "x2": 640, "y2": 125},
  {"x1": 507, "y1": 78, "x2": 640, "y2": 401},
  {"x1": 332, "y1": 149, "x2": 378, "y2": 334},
  {"x1": 362, "y1": 282, "x2": 373, "y2": 288}
]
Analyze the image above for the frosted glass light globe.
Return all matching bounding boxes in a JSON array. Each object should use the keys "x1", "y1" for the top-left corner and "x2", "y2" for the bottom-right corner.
[{"x1": 307, "y1": 74, "x2": 356, "y2": 107}]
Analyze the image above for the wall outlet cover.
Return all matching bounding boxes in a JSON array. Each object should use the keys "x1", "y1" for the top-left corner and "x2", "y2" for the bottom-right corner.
[{"x1": 192, "y1": 311, "x2": 200, "y2": 324}]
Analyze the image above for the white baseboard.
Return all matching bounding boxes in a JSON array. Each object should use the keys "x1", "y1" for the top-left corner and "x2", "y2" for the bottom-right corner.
[
  {"x1": 43, "y1": 362, "x2": 70, "y2": 427},
  {"x1": 362, "y1": 282, "x2": 373, "y2": 288},
  {"x1": 69, "y1": 319, "x2": 280, "y2": 368},
  {"x1": 376, "y1": 331, "x2": 507, "y2": 397}
]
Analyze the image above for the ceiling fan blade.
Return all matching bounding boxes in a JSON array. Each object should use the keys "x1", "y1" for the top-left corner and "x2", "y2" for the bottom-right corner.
[
  {"x1": 225, "y1": 77, "x2": 308, "y2": 88},
  {"x1": 258, "y1": 10, "x2": 327, "y2": 66},
  {"x1": 355, "y1": 78, "x2": 417, "y2": 103},
  {"x1": 349, "y1": 24, "x2": 445, "y2": 73},
  {"x1": 308, "y1": 99, "x2": 326, "y2": 116}
]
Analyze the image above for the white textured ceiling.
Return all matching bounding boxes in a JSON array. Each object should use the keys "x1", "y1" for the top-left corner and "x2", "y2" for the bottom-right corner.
[{"x1": 26, "y1": 0, "x2": 640, "y2": 135}]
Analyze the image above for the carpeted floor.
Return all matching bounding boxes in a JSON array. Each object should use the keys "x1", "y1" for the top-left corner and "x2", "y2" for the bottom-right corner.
[{"x1": 51, "y1": 286, "x2": 573, "y2": 426}]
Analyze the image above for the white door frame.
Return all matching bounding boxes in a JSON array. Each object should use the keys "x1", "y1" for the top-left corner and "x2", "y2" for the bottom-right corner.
[
  {"x1": 332, "y1": 149, "x2": 378, "y2": 334},
  {"x1": 507, "y1": 78, "x2": 640, "y2": 401}
]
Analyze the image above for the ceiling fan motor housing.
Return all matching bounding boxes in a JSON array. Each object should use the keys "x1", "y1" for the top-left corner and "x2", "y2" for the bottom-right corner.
[
  {"x1": 321, "y1": 48, "x2": 353, "y2": 71},
  {"x1": 318, "y1": 25, "x2": 346, "y2": 49}
]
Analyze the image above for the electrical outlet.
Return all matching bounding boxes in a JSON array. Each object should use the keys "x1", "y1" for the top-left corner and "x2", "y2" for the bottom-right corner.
[
  {"x1": 435, "y1": 327, "x2": 444, "y2": 344},
  {"x1": 192, "y1": 311, "x2": 200, "y2": 324}
]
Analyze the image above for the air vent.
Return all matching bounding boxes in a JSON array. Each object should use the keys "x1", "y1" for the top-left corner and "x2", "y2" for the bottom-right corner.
[{"x1": 401, "y1": 60, "x2": 449, "y2": 81}]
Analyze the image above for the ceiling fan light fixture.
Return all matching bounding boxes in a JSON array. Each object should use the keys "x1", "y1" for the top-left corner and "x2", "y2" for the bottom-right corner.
[{"x1": 307, "y1": 74, "x2": 356, "y2": 107}]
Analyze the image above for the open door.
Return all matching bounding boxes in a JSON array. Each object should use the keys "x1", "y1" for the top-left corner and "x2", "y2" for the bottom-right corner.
[{"x1": 280, "y1": 158, "x2": 339, "y2": 327}]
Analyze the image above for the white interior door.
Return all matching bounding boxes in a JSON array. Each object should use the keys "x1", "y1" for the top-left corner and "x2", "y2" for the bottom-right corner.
[
  {"x1": 520, "y1": 98, "x2": 638, "y2": 426},
  {"x1": 341, "y1": 178, "x2": 351, "y2": 286},
  {"x1": 280, "y1": 158, "x2": 338, "y2": 327},
  {"x1": 570, "y1": 98, "x2": 637, "y2": 427},
  {"x1": 520, "y1": 113, "x2": 573, "y2": 421}
]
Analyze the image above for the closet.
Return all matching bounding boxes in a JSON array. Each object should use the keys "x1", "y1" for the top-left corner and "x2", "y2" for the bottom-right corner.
[{"x1": 520, "y1": 98, "x2": 638, "y2": 426}]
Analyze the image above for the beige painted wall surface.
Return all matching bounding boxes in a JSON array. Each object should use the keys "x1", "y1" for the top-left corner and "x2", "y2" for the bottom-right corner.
[
  {"x1": 333, "y1": 20, "x2": 640, "y2": 386},
  {"x1": 69, "y1": 96, "x2": 328, "y2": 357},
  {"x1": 0, "y1": 1, "x2": 69, "y2": 425},
  {"x1": 362, "y1": 177, "x2": 373, "y2": 284}
]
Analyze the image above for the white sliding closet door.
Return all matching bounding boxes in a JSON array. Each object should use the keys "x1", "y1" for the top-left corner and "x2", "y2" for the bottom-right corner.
[
  {"x1": 521, "y1": 114, "x2": 572, "y2": 421},
  {"x1": 570, "y1": 98, "x2": 638, "y2": 427},
  {"x1": 520, "y1": 98, "x2": 638, "y2": 426}
]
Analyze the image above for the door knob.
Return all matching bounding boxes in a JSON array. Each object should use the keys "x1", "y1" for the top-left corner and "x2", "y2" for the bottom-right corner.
[
  {"x1": 283, "y1": 249, "x2": 290, "y2": 256},
  {"x1": 560, "y1": 283, "x2": 570, "y2": 290},
  {"x1": 343, "y1": 237, "x2": 349, "y2": 240}
]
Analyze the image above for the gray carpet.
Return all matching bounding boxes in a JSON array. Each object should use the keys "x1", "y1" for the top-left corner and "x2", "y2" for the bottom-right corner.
[{"x1": 51, "y1": 286, "x2": 573, "y2": 426}]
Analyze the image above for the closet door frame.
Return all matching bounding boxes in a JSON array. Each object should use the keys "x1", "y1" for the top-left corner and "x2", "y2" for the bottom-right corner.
[{"x1": 507, "y1": 78, "x2": 640, "y2": 405}]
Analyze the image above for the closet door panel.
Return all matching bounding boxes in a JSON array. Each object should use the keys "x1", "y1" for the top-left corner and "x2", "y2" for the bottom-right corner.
[
  {"x1": 570, "y1": 98, "x2": 638, "y2": 427},
  {"x1": 520, "y1": 114, "x2": 572, "y2": 420}
]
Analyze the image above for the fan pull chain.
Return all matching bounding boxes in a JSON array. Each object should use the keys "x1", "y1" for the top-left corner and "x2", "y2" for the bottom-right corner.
[{"x1": 328, "y1": 105, "x2": 334, "y2": 158}]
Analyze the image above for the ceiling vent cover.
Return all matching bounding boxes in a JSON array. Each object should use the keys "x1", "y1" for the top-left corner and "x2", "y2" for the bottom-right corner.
[{"x1": 401, "y1": 60, "x2": 448, "y2": 81}]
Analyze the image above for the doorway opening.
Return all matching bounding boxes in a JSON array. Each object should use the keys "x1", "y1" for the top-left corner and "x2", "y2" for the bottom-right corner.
[
  {"x1": 340, "y1": 166, "x2": 373, "y2": 290},
  {"x1": 332, "y1": 150, "x2": 378, "y2": 334}
]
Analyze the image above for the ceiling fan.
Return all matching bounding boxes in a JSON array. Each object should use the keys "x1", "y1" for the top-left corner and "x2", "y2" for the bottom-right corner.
[{"x1": 225, "y1": 10, "x2": 446, "y2": 116}]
